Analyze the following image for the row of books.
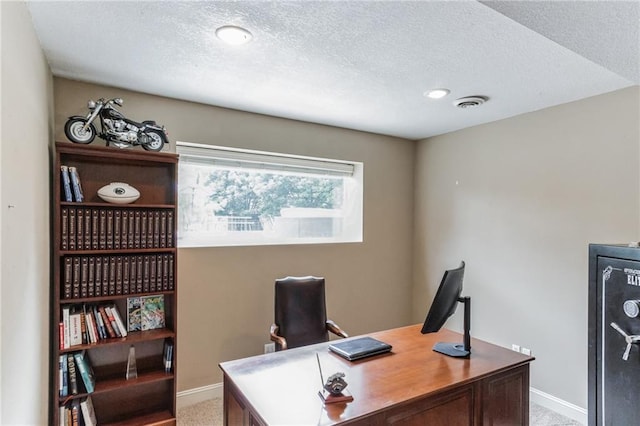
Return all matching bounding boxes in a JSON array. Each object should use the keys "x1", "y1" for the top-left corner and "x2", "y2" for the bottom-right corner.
[
  {"x1": 61, "y1": 165, "x2": 84, "y2": 203},
  {"x1": 61, "y1": 206, "x2": 175, "y2": 251},
  {"x1": 60, "y1": 297, "x2": 166, "y2": 349},
  {"x1": 59, "y1": 350, "x2": 95, "y2": 397},
  {"x1": 62, "y1": 253, "x2": 174, "y2": 299},
  {"x1": 60, "y1": 304, "x2": 128, "y2": 349},
  {"x1": 59, "y1": 396, "x2": 97, "y2": 426}
]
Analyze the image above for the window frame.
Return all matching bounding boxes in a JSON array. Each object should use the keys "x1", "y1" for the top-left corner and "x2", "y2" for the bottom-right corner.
[{"x1": 176, "y1": 142, "x2": 363, "y2": 248}]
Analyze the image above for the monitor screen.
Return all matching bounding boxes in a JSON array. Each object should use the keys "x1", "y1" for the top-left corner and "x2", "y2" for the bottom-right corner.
[
  {"x1": 421, "y1": 261, "x2": 465, "y2": 334},
  {"x1": 421, "y1": 261, "x2": 470, "y2": 358}
]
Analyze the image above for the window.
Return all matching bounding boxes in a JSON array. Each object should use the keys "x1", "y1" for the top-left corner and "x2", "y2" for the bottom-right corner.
[{"x1": 176, "y1": 142, "x2": 363, "y2": 247}]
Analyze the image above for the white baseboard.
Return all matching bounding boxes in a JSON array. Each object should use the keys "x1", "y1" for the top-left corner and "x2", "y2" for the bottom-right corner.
[
  {"x1": 176, "y1": 382, "x2": 223, "y2": 410},
  {"x1": 177, "y1": 382, "x2": 588, "y2": 424},
  {"x1": 530, "y1": 387, "x2": 587, "y2": 425}
]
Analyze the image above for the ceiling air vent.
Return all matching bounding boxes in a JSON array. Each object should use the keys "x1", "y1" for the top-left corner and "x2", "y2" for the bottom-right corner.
[{"x1": 454, "y1": 96, "x2": 488, "y2": 109}]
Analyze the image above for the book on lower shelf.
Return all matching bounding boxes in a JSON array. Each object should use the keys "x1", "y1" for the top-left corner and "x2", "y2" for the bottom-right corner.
[
  {"x1": 59, "y1": 395, "x2": 96, "y2": 426},
  {"x1": 73, "y1": 350, "x2": 95, "y2": 393}
]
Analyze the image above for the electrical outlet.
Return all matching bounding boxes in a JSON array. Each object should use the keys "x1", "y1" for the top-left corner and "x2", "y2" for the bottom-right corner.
[
  {"x1": 521, "y1": 347, "x2": 531, "y2": 356},
  {"x1": 511, "y1": 344, "x2": 521, "y2": 352},
  {"x1": 264, "y1": 343, "x2": 275, "y2": 354}
]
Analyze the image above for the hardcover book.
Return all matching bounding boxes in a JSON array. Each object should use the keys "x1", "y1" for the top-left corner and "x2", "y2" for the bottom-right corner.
[
  {"x1": 80, "y1": 396, "x2": 97, "y2": 426},
  {"x1": 68, "y1": 166, "x2": 84, "y2": 202},
  {"x1": 127, "y1": 297, "x2": 142, "y2": 332},
  {"x1": 127, "y1": 295, "x2": 165, "y2": 331},
  {"x1": 61, "y1": 165, "x2": 73, "y2": 202},
  {"x1": 141, "y1": 295, "x2": 165, "y2": 330},
  {"x1": 73, "y1": 350, "x2": 95, "y2": 393}
]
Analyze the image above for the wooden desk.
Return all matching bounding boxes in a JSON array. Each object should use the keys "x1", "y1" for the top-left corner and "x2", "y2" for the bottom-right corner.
[{"x1": 219, "y1": 325, "x2": 534, "y2": 425}]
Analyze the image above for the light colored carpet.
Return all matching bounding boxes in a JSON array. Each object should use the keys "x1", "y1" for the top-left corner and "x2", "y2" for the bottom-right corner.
[
  {"x1": 177, "y1": 398, "x2": 223, "y2": 426},
  {"x1": 530, "y1": 402, "x2": 582, "y2": 426},
  {"x1": 177, "y1": 398, "x2": 582, "y2": 425}
]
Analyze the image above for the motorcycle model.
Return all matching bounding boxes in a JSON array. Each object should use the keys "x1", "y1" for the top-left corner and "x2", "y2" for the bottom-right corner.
[{"x1": 64, "y1": 98, "x2": 169, "y2": 152}]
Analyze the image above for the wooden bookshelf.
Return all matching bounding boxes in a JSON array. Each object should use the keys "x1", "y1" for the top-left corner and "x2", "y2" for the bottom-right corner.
[{"x1": 51, "y1": 141, "x2": 178, "y2": 426}]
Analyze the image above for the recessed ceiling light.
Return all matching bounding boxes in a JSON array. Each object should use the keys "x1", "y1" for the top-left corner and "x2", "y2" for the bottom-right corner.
[
  {"x1": 216, "y1": 25, "x2": 253, "y2": 45},
  {"x1": 424, "y1": 89, "x2": 450, "y2": 99}
]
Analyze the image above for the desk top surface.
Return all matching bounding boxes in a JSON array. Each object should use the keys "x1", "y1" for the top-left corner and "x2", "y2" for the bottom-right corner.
[{"x1": 219, "y1": 324, "x2": 534, "y2": 425}]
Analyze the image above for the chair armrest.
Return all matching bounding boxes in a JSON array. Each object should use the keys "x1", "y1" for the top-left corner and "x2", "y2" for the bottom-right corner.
[
  {"x1": 326, "y1": 319, "x2": 349, "y2": 338},
  {"x1": 270, "y1": 323, "x2": 288, "y2": 350}
]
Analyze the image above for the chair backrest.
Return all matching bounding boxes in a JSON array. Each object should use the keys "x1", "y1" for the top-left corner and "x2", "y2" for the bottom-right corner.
[{"x1": 274, "y1": 276, "x2": 329, "y2": 350}]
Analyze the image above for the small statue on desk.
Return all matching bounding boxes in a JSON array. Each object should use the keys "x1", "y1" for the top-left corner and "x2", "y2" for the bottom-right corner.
[
  {"x1": 317, "y1": 354, "x2": 354, "y2": 404},
  {"x1": 324, "y1": 372, "x2": 348, "y2": 395}
]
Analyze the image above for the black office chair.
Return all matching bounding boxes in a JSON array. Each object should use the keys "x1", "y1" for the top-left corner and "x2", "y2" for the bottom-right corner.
[{"x1": 269, "y1": 276, "x2": 348, "y2": 351}]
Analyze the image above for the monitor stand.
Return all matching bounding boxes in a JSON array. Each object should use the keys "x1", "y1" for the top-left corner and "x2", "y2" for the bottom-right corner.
[{"x1": 433, "y1": 296, "x2": 471, "y2": 358}]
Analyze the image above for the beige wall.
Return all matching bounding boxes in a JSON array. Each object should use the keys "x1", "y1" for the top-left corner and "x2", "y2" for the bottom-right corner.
[
  {"x1": 1, "y1": 1, "x2": 53, "y2": 424},
  {"x1": 413, "y1": 86, "x2": 640, "y2": 409},
  {"x1": 53, "y1": 78, "x2": 416, "y2": 390}
]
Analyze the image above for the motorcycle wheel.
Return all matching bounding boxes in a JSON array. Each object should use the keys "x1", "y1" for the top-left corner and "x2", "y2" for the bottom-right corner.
[
  {"x1": 142, "y1": 129, "x2": 166, "y2": 152},
  {"x1": 64, "y1": 119, "x2": 96, "y2": 144}
]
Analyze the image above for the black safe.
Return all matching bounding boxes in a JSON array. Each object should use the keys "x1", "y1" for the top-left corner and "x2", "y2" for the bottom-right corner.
[{"x1": 589, "y1": 244, "x2": 640, "y2": 425}]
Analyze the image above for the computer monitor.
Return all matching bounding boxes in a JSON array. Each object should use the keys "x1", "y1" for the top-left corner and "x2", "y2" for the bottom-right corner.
[{"x1": 420, "y1": 261, "x2": 471, "y2": 358}]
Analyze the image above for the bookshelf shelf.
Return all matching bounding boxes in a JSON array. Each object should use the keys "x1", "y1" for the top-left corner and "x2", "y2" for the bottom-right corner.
[
  {"x1": 60, "y1": 328, "x2": 176, "y2": 354},
  {"x1": 51, "y1": 141, "x2": 178, "y2": 426},
  {"x1": 103, "y1": 410, "x2": 174, "y2": 426}
]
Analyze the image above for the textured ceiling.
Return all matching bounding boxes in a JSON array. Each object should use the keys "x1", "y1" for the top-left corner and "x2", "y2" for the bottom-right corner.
[{"x1": 26, "y1": 1, "x2": 638, "y2": 140}]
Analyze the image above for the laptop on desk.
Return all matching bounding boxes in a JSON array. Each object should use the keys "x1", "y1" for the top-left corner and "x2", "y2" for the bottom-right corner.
[{"x1": 329, "y1": 336, "x2": 392, "y2": 361}]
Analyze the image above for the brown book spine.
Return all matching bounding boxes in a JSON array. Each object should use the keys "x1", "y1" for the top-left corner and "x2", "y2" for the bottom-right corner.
[
  {"x1": 136, "y1": 255, "x2": 143, "y2": 293},
  {"x1": 76, "y1": 208, "x2": 84, "y2": 251},
  {"x1": 80, "y1": 310, "x2": 88, "y2": 344},
  {"x1": 167, "y1": 211, "x2": 174, "y2": 247},
  {"x1": 115, "y1": 256, "x2": 123, "y2": 295},
  {"x1": 153, "y1": 210, "x2": 160, "y2": 248},
  {"x1": 83, "y1": 208, "x2": 92, "y2": 250},
  {"x1": 106, "y1": 210, "x2": 114, "y2": 250},
  {"x1": 142, "y1": 255, "x2": 150, "y2": 293},
  {"x1": 122, "y1": 256, "x2": 130, "y2": 295},
  {"x1": 72, "y1": 257, "x2": 81, "y2": 298},
  {"x1": 120, "y1": 210, "x2": 129, "y2": 250},
  {"x1": 91, "y1": 208, "x2": 99, "y2": 250},
  {"x1": 129, "y1": 256, "x2": 137, "y2": 295},
  {"x1": 168, "y1": 254, "x2": 174, "y2": 290},
  {"x1": 127, "y1": 210, "x2": 135, "y2": 249},
  {"x1": 149, "y1": 255, "x2": 157, "y2": 292},
  {"x1": 69, "y1": 208, "x2": 76, "y2": 251},
  {"x1": 159, "y1": 210, "x2": 167, "y2": 248},
  {"x1": 134, "y1": 211, "x2": 141, "y2": 249},
  {"x1": 94, "y1": 257, "x2": 103, "y2": 297},
  {"x1": 80, "y1": 257, "x2": 89, "y2": 298},
  {"x1": 162, "y1": 254, "x2": 169, "y2": 291},
  {"x1": 98, "y1": 210, "x2": 107, "y2": 250},
  {"x1": 61, "y1": 207, "x2": 69, "y2": 251},
  {"x1": 109, "y1": 256, "x2": 116, "y2": 296},
  {"x1": 63, "y1": 257, "x2": 73, "y2": 299},
  {"x1": 113, "y1": 210, "x2": 121, "y2": 250},
  {"x1": 98, "y1": 306, "x2": 116, "y2": 338},
  {"x1": 102, "y1": 256, "x2": 110, "y2": 297},
  {"x1": 140, "y1": 211, "x2": 148, "y2": 249},
  {"x1": 87, "y1": 257, "x2": 95, "y2": 298}
]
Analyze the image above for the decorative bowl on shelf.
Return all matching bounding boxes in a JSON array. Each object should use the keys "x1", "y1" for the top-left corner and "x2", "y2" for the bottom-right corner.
[{"x1": 97, "y1": 182, "x2": 140, "y2": 204}]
